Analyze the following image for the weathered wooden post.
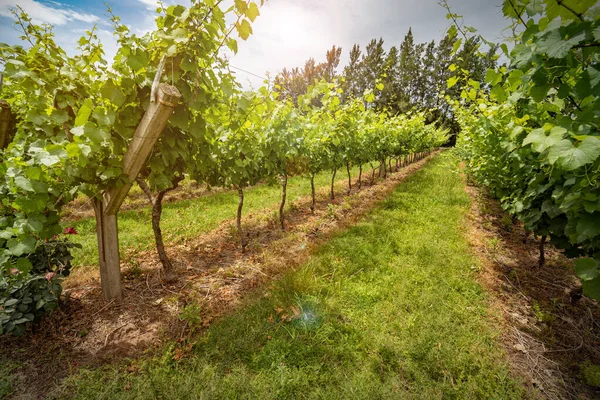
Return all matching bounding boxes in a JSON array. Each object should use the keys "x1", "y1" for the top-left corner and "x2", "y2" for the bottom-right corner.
[
  {"x1": 1, "y1": 74, "x2": 13, "y2": 150},
  {"x1": 94, "y1": 83, "x2": 181, "y2": 301},
  {"x1": 0, "y1": 100, "x2": 11, "y2": 150}
]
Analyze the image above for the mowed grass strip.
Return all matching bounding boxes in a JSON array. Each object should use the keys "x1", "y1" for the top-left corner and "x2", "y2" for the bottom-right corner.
[
  {"x1": 62, "y1": 153, "x2": 522, "y2": 399},
  {"x1": 69, "y1": 166, "x2": 362, "y2": 268}
]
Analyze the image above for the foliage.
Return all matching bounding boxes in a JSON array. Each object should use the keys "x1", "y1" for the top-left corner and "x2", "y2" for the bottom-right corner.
[
  {"x1": 453, "y1": 0, "x2": 600, "y2": 299},
  {"x1": 580, "y1": 360, "x2": 600, "y2": 387},
  {"x1": 0, "y1": 237, "x2": 80, "y2": 335}
]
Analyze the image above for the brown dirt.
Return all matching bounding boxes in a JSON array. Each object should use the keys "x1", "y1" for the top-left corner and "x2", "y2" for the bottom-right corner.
[
  {"x1": 464, "y1": 181, "x2": 600, "y2": 400},
  {"x1": 0, "y1": 153, "x2": 438, "y2": 399}
]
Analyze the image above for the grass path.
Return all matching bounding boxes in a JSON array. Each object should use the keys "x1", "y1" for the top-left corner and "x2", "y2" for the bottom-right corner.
[
  {"x1": 62, "y1": 153, "x2": 523, "y2": 399},
  {"x1": 70, "y1": 166, "x2": 363, "y2": 267}
]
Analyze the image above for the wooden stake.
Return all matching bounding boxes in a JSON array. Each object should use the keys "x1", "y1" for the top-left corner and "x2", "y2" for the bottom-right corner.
[
  {"x1": 95, "y1": 83, "x2": 181, "y2": 301},
  {"x1": 0, "y1": 100, "x2": 12, "y2": 150}
]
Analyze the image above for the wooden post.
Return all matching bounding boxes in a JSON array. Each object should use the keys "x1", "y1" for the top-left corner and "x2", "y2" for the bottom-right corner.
[
  {"x1": 0, "y1": 100, "x2": 12, "y2": 150},
  {"x1": 94, "y1": 83, "x2": 181, "y2": 302}
]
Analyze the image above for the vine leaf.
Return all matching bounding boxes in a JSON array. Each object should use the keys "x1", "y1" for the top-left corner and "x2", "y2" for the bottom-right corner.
[
  {"x1": 237, "y1": 20, "x2": 252, "y2": 40},
  {"x1": 548, "y1": 137, "x2": 600, "y2": 170}
]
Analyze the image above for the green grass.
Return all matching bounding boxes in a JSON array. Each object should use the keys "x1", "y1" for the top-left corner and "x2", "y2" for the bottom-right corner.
[
  {"x1": 60, "y1": 153, "x2": 523, "y2": 399},
  {"x1": 69, "y1": 167, "x2": 361, "y2": 268},
  {"x1": 0, "y1": 363, "x2": 16, "y2": 399}
]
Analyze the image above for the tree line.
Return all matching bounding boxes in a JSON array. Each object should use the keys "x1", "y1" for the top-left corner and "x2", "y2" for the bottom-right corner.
[{"x1": 274, "y1": 28, "x2": 498, "y2": 144}]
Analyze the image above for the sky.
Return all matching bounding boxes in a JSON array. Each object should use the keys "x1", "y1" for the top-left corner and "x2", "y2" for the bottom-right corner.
[{"x1": 0, "y1": 0, "x2": 511, "y2": 88}]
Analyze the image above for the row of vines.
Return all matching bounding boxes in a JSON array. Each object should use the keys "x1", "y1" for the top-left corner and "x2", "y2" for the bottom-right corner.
[
  {"x1": 452, "y1": 0, "x2": 600, "y2": 300},
  {"x1": 0, "y1": 1, "x2": 447, "y2": 334}
]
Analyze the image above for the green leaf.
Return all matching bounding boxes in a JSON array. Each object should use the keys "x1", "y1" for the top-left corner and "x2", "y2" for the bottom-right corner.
[
  {"x1": 447, "y1": 25, "x2": 457, "y2": 39},
  {"x1": 82, "y1": 123, "x2": 110, "y2": 144},
  {"x1": 101, "y1": 80, "x2": 125, "y2": 107},
  {"x1": 92, "y1": 107, "x2": 116, "y2": 126},
  {"x1": 246, "y1": 2, "x2": 260, "y2": 22},
  {"x1": 15, "y1": 257, "x2": 32, "y2": 273},
  {"x1": 490, "y1": 85, "x2": 506, "y2": 102},
  {"x1": 485, "y1": 69, "x2": 501, "y2": 85},
  {"x1": 582, "y1": 277, "x2": 600, "y2": 300},
  {"x1": 548, "y1": 137, "x2": 600, "y2": 170},
  {"x1": 237, "y1": 19, "x2": 253, "y2": 40},
  {"x1": 452, "y1": 38, "x2": 462, "y2": 54},
  {"x1": 7, "y1": 237, "x2": 36, "y2": 257},
  {"x1": 530, "y1": 84, "x2": 550, "y2": 102},
  {"x1": 227, "y1": 38, "x2": 238, "y2": 54},
  {"x1": 576, "y1": 213, "x2": 600, "y2": 240},
  {"x1": 525, "y1": 0, "x2": 543, "y2": 16},
  {"x1": 75, "y1": 98, "x2": 93, "y2": 126},
  {"x1": 14, "y1": 176, "x2": 34, "y2": 192},
  {"x1": 127, "y1": 48, "x2": 149, "y2": 72},
  {"x1": 447, "y1": 76, "x2": 459, "y2": 89},
  {"x1": 523, "y1": 127, "x2": 565, "y2": 153},
  {"x1": 535, "y1": 25, "x2": 586, "y2": 59},
  {"x1": 575, "y1": 258, "x2": 599, "y2": 281},
  {"x1": 4, "y1": 299, "x2": 18, "y2": 307}
]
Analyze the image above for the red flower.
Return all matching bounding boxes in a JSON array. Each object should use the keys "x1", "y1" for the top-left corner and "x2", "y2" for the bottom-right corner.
[
  {"x1": 64, "y1": 227, "x2": 78, "y2": 235},
  {"x1": 45, "y1": 272, "x2": 56, "y2": 281},
  {"x1": 9, "y1": 268, "x2": 19, "y2": 275}
]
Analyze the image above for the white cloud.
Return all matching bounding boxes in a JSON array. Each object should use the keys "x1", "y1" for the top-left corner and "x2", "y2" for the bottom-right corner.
[
  {"x1": 231, "y1": 0, "x2": 509, "y2": 88},
  {"x1": 0, "y1": 0, "x2": 103, "y2": 26},
  {"x1": 137, "y1": 0, "x2": 160, "y2": 11}
]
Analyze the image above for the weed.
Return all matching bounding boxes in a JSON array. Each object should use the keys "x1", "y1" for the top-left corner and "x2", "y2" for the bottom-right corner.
[
  {"x1": 532, "y1": 301, "x2": 555, "y2": 323},
  {"x1": 487, "y1": 237, "x2": 501, "y2": 256},
  {"x1": 325, "y1": 203, "x2": 338, "y2": 220},
  {"x1": 0, "y1": 363, "x2": 16, "y2": 398},
  {"x1": 500, "y1": 214, "x2": 513, "y2": 232},
  {"x1": 580, "y1": 361, "x2": 600, "y2": 387},
  {"x1": 179, "y1": 302, "x2": 203, "y2": 333}
]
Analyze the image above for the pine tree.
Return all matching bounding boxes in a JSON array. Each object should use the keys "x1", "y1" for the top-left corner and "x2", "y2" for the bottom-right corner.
[
  {"x1": 342, "y1": 44, "x2": 364, "y2": 100},
  {"x1": 398, "y1": 28, "x2": 417, "y2": 112}
]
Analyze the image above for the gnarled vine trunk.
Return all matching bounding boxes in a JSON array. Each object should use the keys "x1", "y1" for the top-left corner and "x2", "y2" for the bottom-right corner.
[
  {"x1": 137, "y1": 176, "x2": 183, "y2": 281},
  {"x1": 358, "y1": 164, "x2": 362, "y2": 189},
  {"x1": 237, "y1": 187, "x2": 247, "y2": 250},
  {"x1": 279, "y1": 172, "x2": 288, "y2": 230},
  {"x1": 331, "y1": 167, "x2": 337, "y2": 200},
  {"x1": 370, "y1": 162, "x2": 376, "y2": 185},
  {"x1": 310, "y1": 173, "x2": 316, "y2": 213},
  {"x1": 346, "y1": 161, "x2": 352, "y2": 195}
]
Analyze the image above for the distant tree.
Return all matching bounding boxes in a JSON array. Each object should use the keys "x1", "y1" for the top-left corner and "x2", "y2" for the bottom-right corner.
[
  {"x1": 342, "y1": 44, "x2": 364, "y2": 100},
  {"x1": 277, "y1": 28, "x2": 498, "y2": 144},
  {"x1": 398, "y1": 28, "x2": 418, "y2": 111},
  {"x1": 362, "y1": 38, "x2": 386, "y2": 94},
  {"x1": 377, "y1": 45, "x2": 400, "y2": 112},
  {"x1": 275, "y1": 45, "x2": 342, "y2": 104}
]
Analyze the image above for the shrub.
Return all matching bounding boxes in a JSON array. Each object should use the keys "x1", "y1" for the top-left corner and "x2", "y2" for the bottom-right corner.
[{"x1": 0, "y1": 238, "x2": 80, "y2": 335}]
